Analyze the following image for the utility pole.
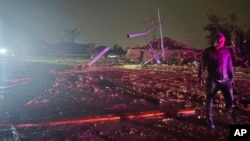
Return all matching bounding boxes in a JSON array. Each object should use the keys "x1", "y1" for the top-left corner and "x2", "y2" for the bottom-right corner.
[{"x1": 158, "y1": 8, "x2": 165, "y2": 61}]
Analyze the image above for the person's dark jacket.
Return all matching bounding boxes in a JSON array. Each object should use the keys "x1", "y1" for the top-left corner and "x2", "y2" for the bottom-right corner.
[{"x1": 198, "y1": 46, "x2": 234, "y2": 82}]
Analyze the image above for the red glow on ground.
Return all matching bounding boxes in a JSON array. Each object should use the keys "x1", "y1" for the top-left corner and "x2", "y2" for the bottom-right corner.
[
  {"x1": 133, "y1": 112, "x2": 165, "y2": 119},
  {"x1": 0, "y1": 111, "x2": 166, "y2": 128},
  {"x1": 176, "y1": 109, "x2": 195, "y2": 115},
  {"x1": 17, "y1": 116, "x2": 121, "y2": 128}
]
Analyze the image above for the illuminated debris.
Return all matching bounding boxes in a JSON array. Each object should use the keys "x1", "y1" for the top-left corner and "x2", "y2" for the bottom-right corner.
[
  {"x1": 53, "y1": 65, "x2": 250, "y2": 112},
  {"x1": 25, "y1": 97, "x2": 50, "y2": 107},
  {"x1": 5, "y1": 63, "x2": 248, "y2": 140}
]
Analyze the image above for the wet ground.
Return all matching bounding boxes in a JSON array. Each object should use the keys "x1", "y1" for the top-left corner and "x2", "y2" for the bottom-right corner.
[{"x1": 0, "y1": 59, "x2": 250, "y2": 141}]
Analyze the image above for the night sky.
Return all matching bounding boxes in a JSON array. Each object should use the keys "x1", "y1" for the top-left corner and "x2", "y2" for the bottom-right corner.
[{"x1": 0, "y1": 0, "x2": 249, "y2": 49}]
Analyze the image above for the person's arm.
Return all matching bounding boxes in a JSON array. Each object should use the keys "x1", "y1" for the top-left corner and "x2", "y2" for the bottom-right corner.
[
  {"x1": 198, "y1": 51, "x2": 206, "y2": 85},
  {"x1": 228, "y1": 53, "x2": 234, "y2": 84}
]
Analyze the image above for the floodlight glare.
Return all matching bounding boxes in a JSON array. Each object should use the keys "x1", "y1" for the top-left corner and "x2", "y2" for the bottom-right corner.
[{"x1": 0, "y1": 48, "x2": 7, "y2": 54}]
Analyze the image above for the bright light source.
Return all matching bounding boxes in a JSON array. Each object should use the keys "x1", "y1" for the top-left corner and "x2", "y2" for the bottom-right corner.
[
  {"x1": 107, "y1": 54, "x2": 119, "y2": 59},
  {"x1": 0, "y1": 48, "x2": 7, "y2": 54}
]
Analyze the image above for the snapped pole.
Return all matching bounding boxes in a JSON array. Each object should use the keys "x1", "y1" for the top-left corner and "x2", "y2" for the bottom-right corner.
[{"x1": 158, "y1": 8, "x2": 165, "y2": 61}]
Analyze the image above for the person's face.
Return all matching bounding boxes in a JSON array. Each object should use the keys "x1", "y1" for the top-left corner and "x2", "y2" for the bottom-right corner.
[{"x1": 216, "y1": 36, "x2": 225, "y2": 47}]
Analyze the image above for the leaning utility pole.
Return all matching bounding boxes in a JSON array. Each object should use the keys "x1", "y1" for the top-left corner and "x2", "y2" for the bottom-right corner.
[{"x1": 158, "y1": 8, "x2": 165, "y2": 61}]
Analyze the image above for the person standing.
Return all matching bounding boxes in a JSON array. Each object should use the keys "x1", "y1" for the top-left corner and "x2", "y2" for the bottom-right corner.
[{"x1": 198, "y1": 32, "x2": 236, "y2": 128}]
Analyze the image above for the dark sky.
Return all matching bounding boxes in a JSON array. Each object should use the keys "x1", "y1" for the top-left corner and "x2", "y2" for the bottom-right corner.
[{"x1": 0, "y1": 0, "x2": 249, "y2": 49}]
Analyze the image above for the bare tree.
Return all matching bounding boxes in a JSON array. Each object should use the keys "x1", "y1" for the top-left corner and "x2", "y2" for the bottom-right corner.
[
  {"x1": 204, "y1": 12, "x2": 233, "y2": 46},
  {"x1": 61, "y1": 28, "x2": 82, "y2": 42}
]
